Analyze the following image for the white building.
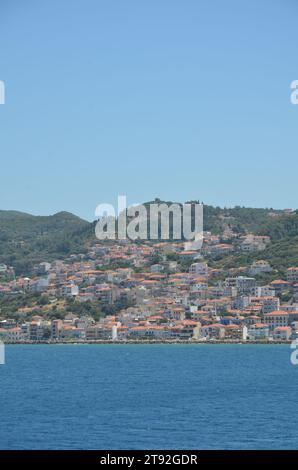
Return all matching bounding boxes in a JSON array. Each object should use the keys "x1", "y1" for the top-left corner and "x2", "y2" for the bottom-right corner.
[
  {"x1": 200, "y1": 324, "x2": 225, "y2": 340},
  {"x1": 240, "y1": 235, "x2": 270, "y2": 252},
  {"x1": 255, "y1": 286, "x2": 276, "y2": 297},
  {"x1": 150, "y1": 264, "x2": 164, "y2": 273},
  {"x1": 189, "y1": 262, "x2": 209, "y2": 277},
  {"x1": 249, "y1": 260, "x2": 272, "y2": 276},
  {"x1": 248, "y1": 323, "x2": 269, "y2": 340},
  {"x1": 236, "y1": 277, "x2": 256, "y2": 295},
  {"x1": 61, "y1": 283, "x2": 79, "y2": 297},
  {"x1": 287, "y1": 267, "x2": 298, "y2": 283},
  {"x1": 261, "y1": 297, "x2": 280, "y2": 314},
  {"x1": 263, "y1": 311, "x2": 289, "y2": 329},
  {"x1": 273, "y1": 326, "x2": 291, "y2": 341},
  {"x1": 4, "y1": 327, "x2": 23, "y2": 342}
]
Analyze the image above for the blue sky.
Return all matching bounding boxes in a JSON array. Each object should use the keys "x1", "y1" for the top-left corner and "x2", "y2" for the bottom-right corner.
[{"x1": 0, "y1": 0, "x2": 297, "y2": 220}]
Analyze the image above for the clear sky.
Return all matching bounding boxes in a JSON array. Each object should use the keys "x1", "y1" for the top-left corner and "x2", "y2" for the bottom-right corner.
[{"x1": 0, "y1": 0, "x2": 297, "y2": 220}]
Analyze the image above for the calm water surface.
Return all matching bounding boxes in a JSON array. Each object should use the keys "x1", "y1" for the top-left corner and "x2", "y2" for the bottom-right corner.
[{"x1": 0, "y1": 344, "x2": 297, "y2": 449}]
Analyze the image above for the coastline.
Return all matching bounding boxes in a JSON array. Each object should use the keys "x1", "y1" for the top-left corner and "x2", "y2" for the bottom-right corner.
[{"x1": 2, "y1": 340, "x2": 292, "y2": 345}]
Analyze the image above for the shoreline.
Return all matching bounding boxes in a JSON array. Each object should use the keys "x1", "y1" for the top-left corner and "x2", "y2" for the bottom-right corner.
[{"x1": 2, "y1": 340, "x2": 293, "y2": 345}]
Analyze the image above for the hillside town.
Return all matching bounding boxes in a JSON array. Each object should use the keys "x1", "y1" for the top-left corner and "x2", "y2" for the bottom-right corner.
[{"x1": 0, "y1": 230, "x2": 298, "y2": 344}]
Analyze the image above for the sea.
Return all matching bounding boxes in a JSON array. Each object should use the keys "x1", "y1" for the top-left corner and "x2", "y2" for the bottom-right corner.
[{"x1": 0, "y1": 344, "x2": 297, "y2": 450}]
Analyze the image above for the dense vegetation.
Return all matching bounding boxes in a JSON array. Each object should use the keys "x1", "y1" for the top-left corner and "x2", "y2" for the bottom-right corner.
[
  {"x1": 0, "y1": 211, "x2": 94, "y2": 274},
  {"x1": 0, "y1": 204, "x2": 298, "y2": 275}
]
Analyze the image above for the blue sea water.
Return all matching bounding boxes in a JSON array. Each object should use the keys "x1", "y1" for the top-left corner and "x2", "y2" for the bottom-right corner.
[{"x1": 0, "y1": 344, "x2": 297, "y2": 450}]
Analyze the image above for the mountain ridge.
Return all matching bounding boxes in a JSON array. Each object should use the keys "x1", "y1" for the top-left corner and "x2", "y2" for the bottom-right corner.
[{"x1": 0, "y1": 204, "x2": 297, "y2": 275}]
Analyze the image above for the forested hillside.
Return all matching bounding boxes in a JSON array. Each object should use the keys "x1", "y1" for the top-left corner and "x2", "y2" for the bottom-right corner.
[
  {"x1": 0, "y1": 204, "x2": 297, "y2": 275},
  {"x1": 0, "y1": 211, "x2": 93, "y2": 274}
]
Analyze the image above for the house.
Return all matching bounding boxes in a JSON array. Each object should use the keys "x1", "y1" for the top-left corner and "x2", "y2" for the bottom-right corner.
[
  {"x1": 29, "y1": 278, "x2": 49, "y2": 293},
  {"x1": 255, "y1": 286, "x2": 276, "y2": 297},
  {"x1": 179, "y1": 251, "x2": 200, "y2": 260},
  {"x1": 35, "y1": 262, "x2": 51, "y2": 275},
  {"x1": 128, "y1": 326, "x2": 149, "y2": 339},
  {"x1": 249, "y1": 260, "x2": 272, "y2": 276},
  {"x1": 150, "y1": 264, "x2": 164, "y2": 273},
  {"x1": 61, "y1": 283, "x2": 79, "y2": 298},
  {"x1": 129, "y1": 325, "x2": 169, "y2": 339},
  {"x1": 60, "y1": 325, "x2": 85, "y2": 340},
  {"x1": 263, "y1": 311, "x2": 289, "y2": 329},
  {"x1": 0, "y1": 319, "x2": 17, "y2": 329},
  {"x1": 0, "y1": 327, "x2": 23, "y2": 342},
  {"x1": 270, "y1": 280, "x2": 291, "y2": 294},
  {"x1": 86, "y1": 324, "x2": 115, "y2": 340},
  {"x1": 190, "y1": 281, "x2": 208, "y2": 295},
  {"x1": 260, "y1": 296, "x2": 280, "y2": 314},
  {"x1": 244, "y1": 315, "x2": 262, "y2": 326},
  {"x1": 236, "y1": 277, "x2": 256, "y2": 295},
  {"x1": 165, "y1": 261, "x2": 178, "y2": 272},
  {"x1": 233, "y1": 296, "x2": 251, "y2": 310},
  {"x1": 240, "y1": 235, "x2": 270, "y2": 252},
  {"x1": 75, "y1": 316, "x2": 94, "y2": 329},
  {"x1": 21, "y1": 323, "x2": 30, "y2": 340},
  {"x1": 64, "y1": 313, "x2": 79, "y2": 324},
  {"x1": 220, "y1": 316, "x2": 238, "y2": 326},
  {"x1": 6, "y1": 327, "x2": 23, "y2": 342},
  {"x1": 169, "y1": 321, "x2": 200, "y2": 340},
  {"x1": 273, "y1": 326, "x2": 292, "y2": 341},
  {"x1": 224, "y1": 324, "x2": 248, "y2": 341},
  {"x1": 248, "y1": 323, "x2": 269, "y2": 340},
  {"x1": 116, "y1": 325, "x2": 129, "y2": 340},
  {"x1": 85, "y1": 325, "x2": 99, "y2": 340},
  {"x1": 78, "y1": 293, "x2": 95, "y2": 302},
  {"x1": 165, "y1": 307, "x2": 185, "y2": 321},
  {"x1": 29, "y1": 321, "x2": 47, "y2": 341},
  {"x1": 51, "y1": 319, "x2": 63, "y2": 339},
  {"x1": 96, "y1": 286, "x2": 118, "y2": 305},
  {"x1": 287, "y1": 267, "x2": 298, "y2": 284},
  {"x1": 200, "y1": 323, "x2": 225, "y2": 340},
  {"x1": 179, "y1": 320, "x2": 200, "y2": 339},
  {"x1": 287, "y1": 311, "x2": 298, "y2": 323},
  {"x1": 189, "y1": 262, "x2": 209, "y2": 277},
  {"x1": 208, "y1": 244, "x2": 234, "y2": 256}
]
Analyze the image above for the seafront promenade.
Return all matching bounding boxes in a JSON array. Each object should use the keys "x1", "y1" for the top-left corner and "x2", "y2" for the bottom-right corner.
[{"x1": 2, "y1": 339, "x2": 293, "y2": 345}]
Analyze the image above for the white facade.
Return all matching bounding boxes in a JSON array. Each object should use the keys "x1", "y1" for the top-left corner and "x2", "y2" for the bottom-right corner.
[
  {"x1": 189, "y1": 262, "x2": 209, "y2": 277},
  {"x1": 263, "y1": 312, "x2": 289, "y2": 329},
  {"x1": 248, "y1": 324, "x2": 269, "y2": 340}
]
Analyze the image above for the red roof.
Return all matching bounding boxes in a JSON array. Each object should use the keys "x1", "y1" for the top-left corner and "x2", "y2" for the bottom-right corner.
[{"x1": 264, "y1": 310, "x2": 288, "y2": 317}]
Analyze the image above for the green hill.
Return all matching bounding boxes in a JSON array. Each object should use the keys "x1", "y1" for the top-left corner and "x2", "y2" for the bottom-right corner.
[
  {"x1": 0, "y1": 203, "x2": 297, "y2": 276},
  {"x1": 204, "y1": 209, "x2": 298, "y2": 273},
  {"x1": 0, "y1": 211, "x2": 93, "y2": 275}
]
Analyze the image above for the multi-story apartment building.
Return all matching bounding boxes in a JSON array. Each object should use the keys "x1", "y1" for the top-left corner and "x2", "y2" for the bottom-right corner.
[
  {"x1": 240, "y1": 235, "x2": 270, "y2": 252},
  {"x1": 248, "y1": 323, "x2": 269, "y2": 340},
  {"x1": 236, "y1": 277, "x2": 256, "y2": 295},
  {"x1": 51, "y1": 319, "x2": 63, "y2": 340},
  {"x1": 249, "y1": 260, "x2": 272, "y2": 276},
  {"x1": 287, "y1": 267, "x2": 298, "y2": 284},
  {"x1": 189, "y1": 262, "x2": 209, "y2": 277},
  {"x1": 261, "y1": 296, "x2": 280, "y2": 314},
  {"x1": 273, "y1": 326, "x2": 292, "y2": 341},
  {"x1": 263, "y1": 311, "x2": 289, "y2": 329},
  {"x1": 200, "y1": 323, "x2": 225, "y2": 340},
  {"x1": 61, "y1": 283, "x2": 79, "y2": 297}
]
